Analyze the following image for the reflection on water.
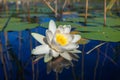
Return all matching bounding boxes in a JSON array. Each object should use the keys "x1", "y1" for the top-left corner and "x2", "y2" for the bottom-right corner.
[{"x1": 0, "y1": 26, "x2": 120, "y2": 80}]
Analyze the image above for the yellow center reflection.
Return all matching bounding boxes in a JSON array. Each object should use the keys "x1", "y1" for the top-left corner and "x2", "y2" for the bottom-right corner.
[{"x1": 56, "y1": 33, "x2": 68, "y2": 46}]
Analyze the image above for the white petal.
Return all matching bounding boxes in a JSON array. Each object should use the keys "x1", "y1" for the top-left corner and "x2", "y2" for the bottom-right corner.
[
  {"x1": 64, "y1": 34, "x2": 72, "y2": 42},
  {"x1": 49, "y1": 20, "x2": 56, "y2": 34},
  {"x1": 50, "y1": 49, "x2": 59, "y2": 58},
  {"x1": 46, "y1": 30, "x2": 53, "y2": 44},
  {"x1": 71, "y1": 35, "x2": 81, "y2": 43},
  {"x1": 63, "y1": 25, "x2": 71, "y2": 33},
  {"x1": 62, "y1": 43, "x2": 79, "y2": 50},
  {"x1": 31, "y1": 33, "x2": 45, "y2": 44},
  {"x1": 57, "y1": 25, "x2": 64, "y2": 33},
  {"x1": 60, "y1": 52, "x2": 72, "y2": 60},
  {"x1": 32, "y1": 45, "x2": 50, "y2": 55},
  {"x1": 69, "y1": 49, "x2": 81, "y2": 53}
]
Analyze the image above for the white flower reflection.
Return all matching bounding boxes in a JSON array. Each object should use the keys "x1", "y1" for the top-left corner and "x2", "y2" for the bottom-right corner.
[{"x1": 31, "y1": 20, "x2": 81, "y2": 73}]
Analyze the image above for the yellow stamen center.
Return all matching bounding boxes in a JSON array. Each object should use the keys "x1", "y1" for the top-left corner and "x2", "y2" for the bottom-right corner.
[{"x1": 56, "y1": 33, "x2": 68, "y2": 46}]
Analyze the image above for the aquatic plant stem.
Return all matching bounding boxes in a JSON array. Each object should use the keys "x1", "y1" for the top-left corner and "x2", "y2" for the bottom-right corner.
[
  {"x1": 62, "y1": 0, "x2": 67, "y2": 9},
  {"x1": 35, "y1": 28, "x2": 39, "y2": 80},
  {"x1": 28, "y1": 30, "x2": 35, "y2": 80},
  {"x1": 72, "y1": 67, "x2": 77, "y2": 80},
  {"x1": 4, "y1": 32, "x2": 13, "y2": 80},
  {"x1": 67, "y1": 0, "x2": 70, "y2": 6},
  {"x1": 0, "y1": 36, "x2": 8, "y2": 80},
  {"x1": 116, "y1": 0, "x2": 120, "y2": 13},
  {"x1": 56, "y1": 72, "x2": 59, "y2": 80},
  {"x1": 81, "y1": 45, "x2": 85, "y2": 80},
  {"x1": 86, "y1": 42, "x2": 106, "y2": 54},
  {"x1": 104, "y1": 0, "x2": 106, "y2": 26},
  {"x1": 98, "y1": 43, "x2": 109, "y2": 80},
  {"x1": 36, "y1": 63, "x2": 39, "y2": 80},
  {"x1": 93, "y1": 48, "x2": 100, "y2": 80},
  {"x1": 26, "y1": 1, "x2": 31, "y2": 23},
  {"x1": 43, "y1": 0, "x2": 57, "y2": 14},
  {"x1": 98, "y1": 43, "x2": 118, "y2": 80},
  {"x1": 77, "y1": 0, "x2": 80, "y2": 3},
  {"x1": 43, "y1": 0, "x2": 66, "y2": 20},
  {"x1": 0, "y1": 9, "x2": 13, "y2": 80},
  {"x1": 102, "y1": 43, "x2": 109, "y2": 67},
  {"x1": 3, "y1": 0, "x2": 9, "y2": 16},
  {"x1": 31, "y1": 57, "x2": 35, "y2": 80},
  {"x1": 35, "y1": 28, "x2": 38, "y2": 46},
  {"x1": 16, "y1": 0, "x2": 19, "y2": 14},
  {"x1": 106, "y1": 0, "x2": 116, "y2": 12},
  {"x1": 100, "y1": 51, "x2": 117, "y2": 65},
  {"x1": 18, "y1": 31, "x2": 22, "y2": 60},
  {"x1": 85, "y1": 0, "x2": 88, "y2": 25},
  {"x1": 33, "y1": 0, "x2": 38, "y2": 13},
  {"x1": 55, "y1": 0, "x2": 58, "y2": 17}
]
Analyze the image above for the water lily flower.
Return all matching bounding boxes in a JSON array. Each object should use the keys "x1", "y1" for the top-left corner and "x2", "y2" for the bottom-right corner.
[{"x1": 31, "y1": 20, "x2": 81, "y2": 63}]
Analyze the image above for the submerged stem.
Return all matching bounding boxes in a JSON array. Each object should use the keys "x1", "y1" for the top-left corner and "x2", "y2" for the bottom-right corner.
[
  {"x1": 81, "y1": 45, "x2": 85, "y2": 80},
  {"x1": 28, "y1": 30, "x2": 34, "y2": 80},
  {"x1": 56, "y1": 72, "x2": 59, "y2": 80},
  {"x1": 86, "y1": 42, "x2": 106, "y2": 54},
  {"x1": 72, "y1": 67, "x2": 77, "y2": 80},
  {"x1": 93, "y1": 48, "x2": 100, "y2": 80},
  {"x1": 18, "y1": 31, "x2": 22, "y2": 60},
  {"x1": 0, "y1": 36, "x2": 8, "y2": 80}
]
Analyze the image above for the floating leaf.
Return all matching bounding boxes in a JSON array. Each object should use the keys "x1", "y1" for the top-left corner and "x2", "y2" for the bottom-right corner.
[
  {"x1": 0, "y1": 22, "x2": 38, "y2": 31},
  {"x1": 76, "y1": 26, "x2": 120, "y2": 42},
  {"x1": 0, "y1": 18, "x2": 21, "y2": 23},
  {"x1": 93, "y1": 17, "x2": 120, "y2": 27},
  {"x1": 64, "y1": 17, "x2": 86, "y2": 23},
  {"x1": 64, "y1": 17, "x2": 120, "y2": 27},
  {"x1": 80, "y1": 30, "x2": 119, "y2": 42},
  {"x1": 76, "y1": 26, "x2": 117, "y2": 32},
  {"x1": 18, "y1": 14, "x2": 48, "y2": 18}
]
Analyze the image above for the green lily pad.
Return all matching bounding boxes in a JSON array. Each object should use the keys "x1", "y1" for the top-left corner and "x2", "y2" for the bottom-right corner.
[
  {"x1": 93, "y1": 17, "x2": 120, "y2": 27},
  {"x1": 0, "y1": 14, "x2": 11, "y2": 17},
  {"x1": 0, "y1": 18, "x2": 21, "y2": 23},
  {"x1": 76, "y1": 26, "x2": 120, "y2": 42},
  {"x1": 80, "y1": 31, "x2": 120, "y2": 42},
  {"x1": 64, "y1": 17, "x2": 86, "y2": 23},
  {"x1": 18, "y1": 14, "x2": 48, "y2": 18},
  {"x1": 0, "y1": 22, "x2": 38, "y2": 31},
  {"x1": 20, "y1": 7, "x2": 53, "y2": 13},
  {"x1": 64, "y1": 16, "x2": 120, "y2": 27},
  {"x1": 76, "y1": 26, "x2": 117, "y2": 32},
  {"x1": 0, "y1": 18, "x2": 22, "y2": 30}
]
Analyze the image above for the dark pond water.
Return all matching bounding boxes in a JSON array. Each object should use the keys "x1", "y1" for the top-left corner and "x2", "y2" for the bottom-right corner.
[{"x1": 0, "y1": 17, "x2": 120, "y2": 80}]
